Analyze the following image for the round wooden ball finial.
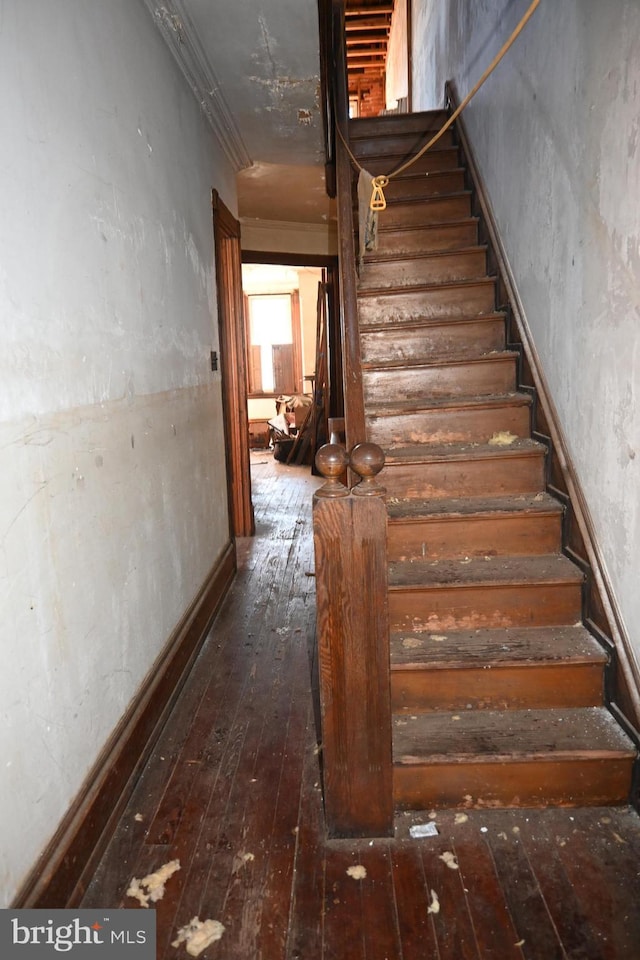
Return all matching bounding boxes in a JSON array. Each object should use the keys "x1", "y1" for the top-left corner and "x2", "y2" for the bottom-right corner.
[
  {"x1": 350, "y1": 442, "x2": 386, "y2": 497},
  {"x1": 315, "y1": 443, "x2": 350, "y2": 498}
]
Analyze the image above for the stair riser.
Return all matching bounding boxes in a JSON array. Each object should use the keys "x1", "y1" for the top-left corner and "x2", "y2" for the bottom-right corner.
[
  {"x1": 388, "y1": 581, "x2": 583, "y2": 632},
  {"x1": 383, "y1": 453, "x2": 545, "y2": 500},
  {"x1": 374, "y1": 221, "x2": 478, "y2": 255},
  {"x1": 381, "y1": 194, "x2": 471, "y2": 227},
  {"x1": 359, "y1": 249, "x2": 486, "y2": 290},
  {"x1": 387, "y1": 511, "x2": 562, "y2": 561},
  {"x1": 351, "y1": 128, "x2": 456, "y2": 158},
  {"x1": 363, "y1": 357, "x2": 516, "y2": 404},
  {"x1": 358, "y1": 281, "x2": 496, "y2": 324},
  {"x1": 391, "y1": 662, "x2": 604, "y2": 712},
  {"x1": 362, "y1": 149, "x2": 461, "y2": 177},
  {"x1": 384, "y1": 170, "x2": 466, "y2": 200},
  {"x1": 367, "y1": 402, "x2": 531, "y2": 447},
  {"x1": 360, "y1": 317, "x2": 504, "y2": 365},
  {"x1": 350, "y1": 112, "x2": 449, "y2": 138},
  {"x1": 393, "y1": 758, "x2": 634, "y2": 809}
]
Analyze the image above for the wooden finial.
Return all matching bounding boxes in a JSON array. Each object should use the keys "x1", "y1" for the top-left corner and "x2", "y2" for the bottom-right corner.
[
  {"x1": 350, "y1": 442, "x2": 386, "y2": 497},
  {"x1": 314, "y1": 443, "x2": 350, "y2": 498}
]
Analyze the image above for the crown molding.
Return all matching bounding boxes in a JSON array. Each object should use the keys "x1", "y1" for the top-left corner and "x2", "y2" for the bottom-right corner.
[{"x1": 142, "y1": 0, "x2": 252, "y2": 171}]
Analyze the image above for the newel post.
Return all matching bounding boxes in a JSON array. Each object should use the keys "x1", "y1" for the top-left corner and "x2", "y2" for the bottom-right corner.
[{"x1": 313, "y1": 442, "x2": 393, "y2": 837}]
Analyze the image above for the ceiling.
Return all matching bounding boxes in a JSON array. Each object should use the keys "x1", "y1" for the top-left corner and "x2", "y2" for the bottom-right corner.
[
  {"x1": 143, "y1": 0, "x2": 333, "y2": 224},
  {"x1": 144, "y1": 0, "x2": 396, "y2": 224}
]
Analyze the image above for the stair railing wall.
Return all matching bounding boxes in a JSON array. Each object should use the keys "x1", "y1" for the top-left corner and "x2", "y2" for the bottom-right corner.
[
  {"x1": 312, "y1": 2, "x2": 394, "y2": 835},
  {"x1": 445, "y1": 79, "x2": 640, "y2": 751}
]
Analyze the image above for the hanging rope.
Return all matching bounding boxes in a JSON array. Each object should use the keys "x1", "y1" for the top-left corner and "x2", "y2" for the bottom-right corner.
[{"x1": 337, "y1": 0, "x2": 541, "y2": 212}]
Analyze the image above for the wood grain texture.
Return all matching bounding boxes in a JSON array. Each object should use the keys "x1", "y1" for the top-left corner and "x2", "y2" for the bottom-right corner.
[
  {"x1": 313, "y1": 493, "x2": 393, "y2": 836},
  {"x1": 73, "y1": 457, "x2": 640, "y2": 958}
]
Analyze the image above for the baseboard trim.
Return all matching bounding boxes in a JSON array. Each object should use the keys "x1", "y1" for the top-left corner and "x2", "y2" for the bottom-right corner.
[
  {"x1": 13, "y1": 540, "x2": 236, "y2": 908},
  {"x1": 445, "y1": 80, "x2": 640, "y2": 756}
]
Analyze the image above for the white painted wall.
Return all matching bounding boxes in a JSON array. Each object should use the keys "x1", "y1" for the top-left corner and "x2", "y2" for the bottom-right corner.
[
  {"x1": 0, "y1": 0, "x2": 236, "y2": 904},
  {"x1": 411, "y1": 0, "x2": 640, "y2": 662}
]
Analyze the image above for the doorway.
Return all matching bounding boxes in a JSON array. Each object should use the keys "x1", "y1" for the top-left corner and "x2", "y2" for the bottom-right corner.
[{"x1": 241, "y1": 256, "x2": 341, "y2": 467}]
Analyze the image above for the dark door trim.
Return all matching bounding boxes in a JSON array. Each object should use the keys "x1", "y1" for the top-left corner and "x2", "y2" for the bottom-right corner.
[{"x1": 212, "y1": 190, "x2": 255, "y2": 537}]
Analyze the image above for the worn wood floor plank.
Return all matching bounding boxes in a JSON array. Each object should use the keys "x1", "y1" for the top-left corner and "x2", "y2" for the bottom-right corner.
[{"x1": 78, "y1": 454, "x2": 640, "y2": 960}]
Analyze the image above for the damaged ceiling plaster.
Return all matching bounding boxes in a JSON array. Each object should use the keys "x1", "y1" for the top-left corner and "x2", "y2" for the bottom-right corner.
[{"x1": 145, "y1": 0, "x2": 329, "y2": 222}]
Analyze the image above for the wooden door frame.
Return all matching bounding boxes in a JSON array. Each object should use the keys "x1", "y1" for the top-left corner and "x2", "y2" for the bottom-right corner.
[{"x1": 212, "y1": 190, "x2": 255, "y2": 537}]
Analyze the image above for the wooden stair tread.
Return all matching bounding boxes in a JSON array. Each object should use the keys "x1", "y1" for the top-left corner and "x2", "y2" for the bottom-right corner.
[
  {"x1": 367, "y1": 391, "x2": 529, "y2": 417},
  {"x1": 389, "y1": 625, "x2": 607, "y2": 668},
  {"x1": 362, "y1": 349, "x2": 517, "y2": 372},
  {"x1": 384, "y1": 437, "x2": 544, "y2": 464},
  {"x1": 357, "y1": 275, "x2": 495, "y2": 301},
  {"x1": 358, "y1": 311, "x2": 506, "y2": 334},
  {"x1": 349, "y1": 110, "x2": 449, "y2": 137},
  {"x1": 361, "y1": 244, "x2": 485, "y2": 268},
  {"x1": 393, "y1": 708, "x2": 636, "y2": 762},
  {"x1": 386, "y1": 492, "x2": 562, "y2": 521},
  {"x1": 388, "y1": 554, "x2": 584, "y2": 589},
  {"x1": 382, "y1": 189, "x2": 472, "y2": 209},
  {"x1": 377, "y1": 216, "x2": 477, "y2": 236}
]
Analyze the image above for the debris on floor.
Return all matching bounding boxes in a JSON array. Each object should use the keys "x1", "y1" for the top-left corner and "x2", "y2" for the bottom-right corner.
[
  {"x1": 488, "y1": 431, "x2": 518, "y2": 446},
  {"x1": 409, "y1": 822, "x2": 439, "y2": 838},
  {"x1": 427, "y1": 889, "x2": 440, "y2": 914},
  {"x1": 171, "y1": 917, "x2": 225, "y2": 956},
  {"x1": 126, "y1": 859, "x2": 181, "y2": 907},
  {"x1": 454, "y1": 813, "x2": 469, "y2": 824},
  {"x1": 346, "y1": 864, "x2": 367, "y2": 880},
  {"x1": 439, "y1": 851, "x2": 459, "y2": 870}
]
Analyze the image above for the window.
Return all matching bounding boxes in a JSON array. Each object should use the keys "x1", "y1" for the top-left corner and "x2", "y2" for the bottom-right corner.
[{"x1": 245, "y1": 291, "x2": 302, "y2": 395}]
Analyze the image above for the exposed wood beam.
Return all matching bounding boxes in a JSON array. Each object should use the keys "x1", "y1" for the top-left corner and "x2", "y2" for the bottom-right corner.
[
  {"x1": 347, "y1": 53, "x2": 386, "y2": 63},
  {"x1": 344, "y1": 18, "x2": 391, "y2": 31},
  {"x1": 345, "y1": 3, "x2": 394, "y2": 13},
  {"x1": 346, "y1": 35, "x2": 388, "y2": 45}
]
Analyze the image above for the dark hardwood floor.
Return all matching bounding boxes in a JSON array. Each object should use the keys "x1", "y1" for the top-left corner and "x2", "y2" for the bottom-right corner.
[{"x1": 81, "y1": 452, "x2": 640, "y2": 959}]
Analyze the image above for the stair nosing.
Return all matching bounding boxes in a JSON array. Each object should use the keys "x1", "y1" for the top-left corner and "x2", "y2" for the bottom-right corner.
[
  {"x1": 362, "y1": 349, "x2": 517, "y2": 372},
  {"x1": 383, "y1": 438, "x2": 545, "y2": 465},
  {"x1": 359, "y1": 311, "x2": 506, "y2": 334},
  {"x1": 388, "y1": 553, "x2": 585, "y2": 591},
  {"x1": 386, "y1": 492, "x2": 563, "y2": 522},
  {"x1": 360, "y1": 244, "x2": 487, "y2": 267},
  {"x1": 357, "y1": 275, "x2": 496, "y2": 300},
  {"x1": 392, "y1": 707, "x2": 636, "y2": 763},
  {"x1": 366, "y1": 391, "x2": 530, "y2": 417},
  {"x1": 376, "y1": 216, "x2": 479, "y2": 237}
]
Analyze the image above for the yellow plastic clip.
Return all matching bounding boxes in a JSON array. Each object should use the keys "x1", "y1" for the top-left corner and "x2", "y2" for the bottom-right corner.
[{"x1": 370, "y1": 175, "x2": 389, "y2": 212}]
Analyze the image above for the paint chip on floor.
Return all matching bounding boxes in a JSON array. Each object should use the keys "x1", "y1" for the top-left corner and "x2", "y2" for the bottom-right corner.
[
  {"x1": 439, "y1": 851, "x2": 459, "y2": 870},
  {"x1": 454, "y1": 813, "x2": 469, "y2": 824},
  {"x1": 172, "y1": 917, "x2": 225, "y2": 956},
  {"x1": 126, "y1": 859, "x2": 181, "y2": 907},
  {"x1": 409, "y1": 822, "x2": 439, "y2": 838},
  {"x1": 488, "y1": 431, "x2": 517, "y2": 446},
  {"x1": 346, "y1": 864, "x2": 367, "y2": 880},
  {"x1": 427, "y1": 889, "x2": 440, "y2": 914}
]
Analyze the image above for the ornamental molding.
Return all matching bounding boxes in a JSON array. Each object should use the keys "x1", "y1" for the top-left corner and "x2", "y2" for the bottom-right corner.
[{"x1": 142, "y1": 0, "x2": 252, "y2": 171}]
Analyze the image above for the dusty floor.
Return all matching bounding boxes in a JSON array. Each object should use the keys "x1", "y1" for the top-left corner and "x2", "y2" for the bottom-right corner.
[{"x1": 81, "y1": 452, "x2": 640, "y2": 959}]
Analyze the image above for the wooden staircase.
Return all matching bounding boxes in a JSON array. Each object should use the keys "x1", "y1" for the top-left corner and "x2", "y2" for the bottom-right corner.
[{"x1": 350, "y1": 109, "x2": 637, "y2": 810}]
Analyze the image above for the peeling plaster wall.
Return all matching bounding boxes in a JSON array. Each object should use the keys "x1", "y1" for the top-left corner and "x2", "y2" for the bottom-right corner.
[
  {"x1": 411, "y1": 0, "x2": 640, "y2": 659},
  {"x1": 0, "y1": 0, "x2": 236, "y2": 904}
]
